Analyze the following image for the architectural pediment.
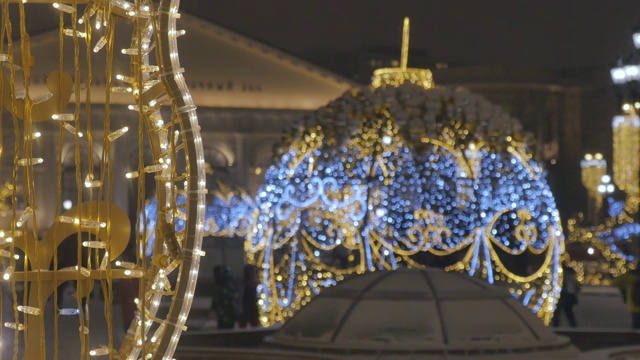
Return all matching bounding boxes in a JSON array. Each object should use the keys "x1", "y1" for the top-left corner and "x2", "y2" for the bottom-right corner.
[{"x1": 16, "y1": 13, "x2": 357, "y2": 110}]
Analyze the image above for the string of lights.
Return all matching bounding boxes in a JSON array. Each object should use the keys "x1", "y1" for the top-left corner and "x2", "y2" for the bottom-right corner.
[
  {"x1": 0, "y1": 1, "x2": 205, "y2": 359},
  {"x1": 566, "y1": 213, "x2": 638, "y2": 285},
  {"x1": 142, "y1": 181, "x2": 255, "y2": 250},
  {"x1": 613, "y1": 113, "x2": 640, "y2": 196}
]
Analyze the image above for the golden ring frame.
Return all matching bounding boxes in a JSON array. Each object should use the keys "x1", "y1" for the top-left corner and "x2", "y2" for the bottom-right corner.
[{"x1": 2, "y1": 0, "x2": 206, "y2": 359}]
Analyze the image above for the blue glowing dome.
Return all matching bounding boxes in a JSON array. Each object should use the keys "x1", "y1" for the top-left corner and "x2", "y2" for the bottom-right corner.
[{"x1": 247, "y1": 83, "x2": 564, "y2": 326}]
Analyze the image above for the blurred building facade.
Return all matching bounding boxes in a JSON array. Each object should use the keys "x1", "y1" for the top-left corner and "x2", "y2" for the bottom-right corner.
[
  {"x1": 1, "y1": 14, "x2": 355, "y2": 284},
  {"x1": 4, "y1": 13, "x2": 605, "y2": 283}
]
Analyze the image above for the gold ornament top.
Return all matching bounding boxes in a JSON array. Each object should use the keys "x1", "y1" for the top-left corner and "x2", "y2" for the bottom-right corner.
[{"x1": 372, "y1": 17, "x2": 435, "y2": 90}]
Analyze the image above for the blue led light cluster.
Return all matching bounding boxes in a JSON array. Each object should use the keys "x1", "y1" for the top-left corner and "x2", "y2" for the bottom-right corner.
[
  {"x1": 143, "y1": 184, "x2": 255, "y2": 252},
  {"x1": 206, "y1": 184, "x2": 255, "y2": 237},
  {"x1": 568, "y1": 197, "x2": 640, "y2": 285},
  {"x1": 245, "y1": 83, "x2": 564, "y2": 325},
  {"x1": 567, "y1": 198, "x2": 640, "y2": 284}
]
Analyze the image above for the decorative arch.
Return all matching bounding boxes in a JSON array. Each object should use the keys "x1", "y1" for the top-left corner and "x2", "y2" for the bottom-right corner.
[{"x1": 204, "y1": 142, "x2": 235, "y2": 168}]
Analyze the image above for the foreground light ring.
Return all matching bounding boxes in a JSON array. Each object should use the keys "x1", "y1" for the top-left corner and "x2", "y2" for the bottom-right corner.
[{"x1": 0, "y1": 1, "x2": 204, "y2": 359}]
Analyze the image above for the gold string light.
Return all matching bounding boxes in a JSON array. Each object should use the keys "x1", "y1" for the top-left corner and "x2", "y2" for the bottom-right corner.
[
  {"x1": 566, "y1": 215, "x2": 636, "y2": 285},
  {"x1": 0, "y1": 1, "x2": 205, "y2": 359},
  {"x1": 613, "y1": 105, "x2": 640, "y2": 212},
  {"x1": 372, "y1": 18, "x2": 435, "y2": 90},
  {"x1": 580, "y1": 153, "x2": 607, "y2": 224}
]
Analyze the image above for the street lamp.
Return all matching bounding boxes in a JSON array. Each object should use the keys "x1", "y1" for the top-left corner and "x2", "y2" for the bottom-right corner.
[
  {"x1": 595, "y1": 174, "x2": 614, "y2": 225},
  {"x1": 611, "y1": 28, "x2": 640, "y2": 108},
  {"x1": 610, "y1": 62, "x2": 640, "y2": 85},
  {"x1": 581, "y1": 153, "x2": 607, "y2": 225},
  {"x1": 611, "y1": 62, "x2": 627, "y2": 85},
  {"x1": 597, "y1": 174, "x2": 615, "y2": 195}
]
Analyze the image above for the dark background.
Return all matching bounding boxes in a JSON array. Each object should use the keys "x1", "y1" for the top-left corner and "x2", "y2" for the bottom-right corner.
[
  {"x1": 14, "y1": 1, "x2": 640, "y2": 69},
  {"x1": 9, "y1": 1, "x2": 640, "y2": 221}
]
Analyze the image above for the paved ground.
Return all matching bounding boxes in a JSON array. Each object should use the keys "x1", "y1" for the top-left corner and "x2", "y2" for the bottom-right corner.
[
  {"x1": 181, "y1": 285, "x2": 640, "y2": 356},
  {"x1": 554, "y1": 285, "x2": 632, "y2": 330},
  {"x1": 190, "y1": 285, "x2": 637, "y2": 333},
  {"x1": 553, "y1": 286, "x2": 640, "y2": 356},
  {"x1": 0, "y1": 284, "x2": 636, "y2": 358}
]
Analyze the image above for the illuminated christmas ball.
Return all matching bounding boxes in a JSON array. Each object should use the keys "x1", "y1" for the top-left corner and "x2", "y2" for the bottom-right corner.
[{"x1": 247, "y1": 79, "x2": 564, "y2": 326}]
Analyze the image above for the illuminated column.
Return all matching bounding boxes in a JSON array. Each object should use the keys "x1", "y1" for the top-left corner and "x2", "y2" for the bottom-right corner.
[
  {"x1": 612, "y1": 105, "x2": 640, "y2": 212},
  {"x1": 580, "y1": 153, "x2": 606, "y2": 225}
]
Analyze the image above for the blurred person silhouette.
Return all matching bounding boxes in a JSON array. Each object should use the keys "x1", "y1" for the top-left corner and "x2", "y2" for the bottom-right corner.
[
  {"x1": 613, "y1": 267, "x2": 640, "y2": 329},
  {"x1": 239, "y1": 264, "x2": 260, "y2": 328},
  {"x1": 210, "y1": 265, "x2": 238, "y2": 329},
  {"x1": 552, "y1": 263, "x2": 579, "y2": 328},
  {"x1": 54, "y1": 233, "x2": 90, "y2": 310}
]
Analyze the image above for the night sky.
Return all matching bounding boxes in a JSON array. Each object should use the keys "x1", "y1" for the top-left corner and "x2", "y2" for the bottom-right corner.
[
  {"x1": 178, "y1": 1, "x2": 640, "y2": 220},
  {"x1": 179, "y1": 1, "x2": 640, "y2": 69},
  {"x1": 12, "y1": 1, "x2": 640, "y2": 71}
]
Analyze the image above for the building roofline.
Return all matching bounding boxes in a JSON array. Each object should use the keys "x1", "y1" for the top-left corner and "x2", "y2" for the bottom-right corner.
[
  {"x1": 24, "y1": 11, "x2": 361, "y2": 90},
  {"x1": 181, "y1": 12, "x2": 360, "y2": 89}
]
